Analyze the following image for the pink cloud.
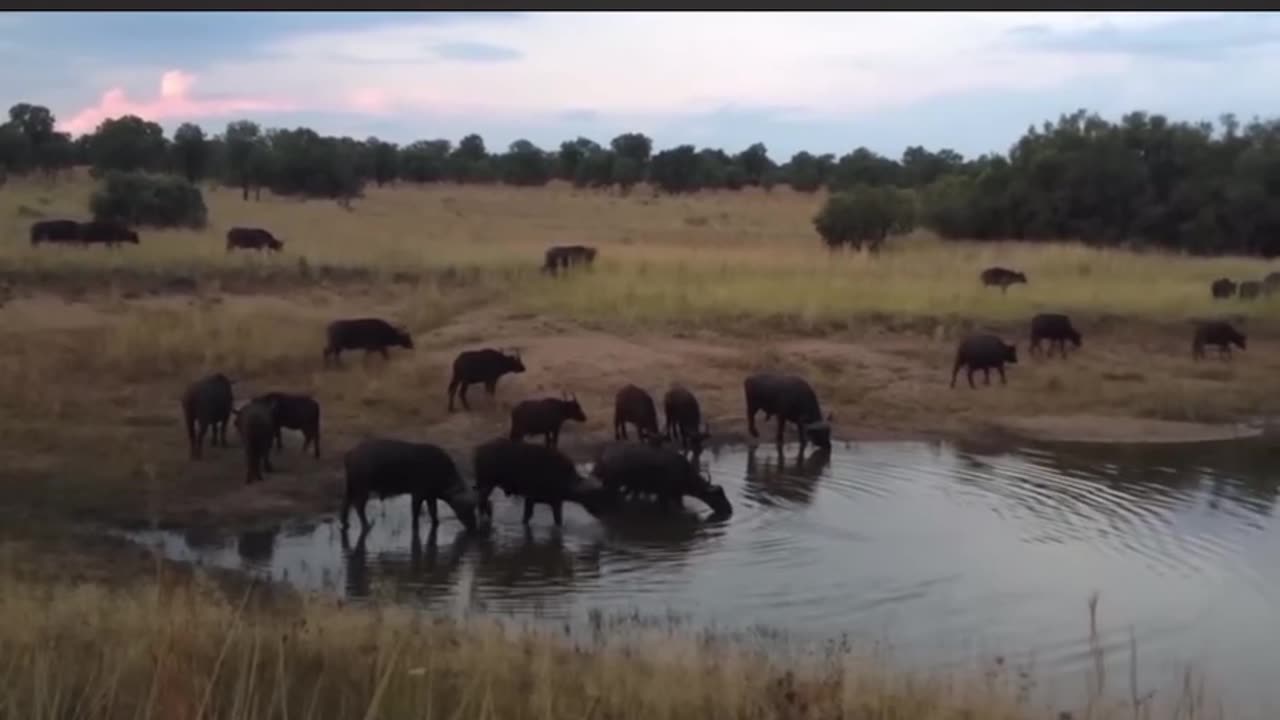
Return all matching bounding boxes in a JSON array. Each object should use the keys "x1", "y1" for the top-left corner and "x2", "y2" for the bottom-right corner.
[
  {"x1": 61, "y1": 70, "x2": 296, "y2": 135},
  {"x1": 346, "y1": 87, "x2": 395, "y2": 116}
]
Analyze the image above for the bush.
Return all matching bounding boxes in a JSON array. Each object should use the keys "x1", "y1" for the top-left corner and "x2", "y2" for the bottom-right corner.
[
  {"x1": 89, "y1": 171, "x2": 208, "y2": 229},
  {"x1": 813, "y1": 184, "x2": 916, "y2": 252}
]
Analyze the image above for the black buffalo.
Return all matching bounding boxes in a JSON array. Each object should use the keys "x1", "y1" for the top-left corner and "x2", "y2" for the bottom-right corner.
[
  {"x1": 341, "y1": 438, "x2": 479, "y2": 533},
  {"x1": 1029, "y1": 313, "x2": 1082, "y2": 358},
  {"x1": 1193, "y1": 321, "x2": 1247, "y2": 361},
  {"x1": 613, "y1": 384, "x2": 661, "y2": 441},
  {"x1": 663, "y1": 384, "x2": 711, "y2": 454},
  {"x1": 1239, "y1": 281, "x2": 1262, "y2": 301},
  {"x1": 233, "y1": 399, "x2": 276, "y2": 484},
  {"x1": 323, "y1": 318, "x2": 413, "y2": 366},
  {"x1": 743, "y1": 373, "x2": 833, "y2": 452},
  {"x1": 473, "y1": 437, "x2": 612, "y2": 526},
  {"x1": 181, "y1": 373, "x2": 235, "y2": 460},
  {"x1": 226, "y1": 227, "x2": 284, "y2": 252},
  {"x1": 1211, "y1": 278, "x2": 1238, "y2": 300},
  {"x1": 446, "y1": 348, "x2": 526, "y2": 412},
  {"x1": 980, "y1": 267, "x2": 1027, "y2": 293},
  {"x1": 252, "y1": 392, "x2": 320, "y2": 458},
  {"x1": 29, "y1": 219, "x2": 82, "y2": 245},
  {"x1": 79, "y1": 220, "x2": 139, "y2": 246},
  {"x1": 950, "y1": 334, "x2": 1018, "y2": 388},
  {"x1": 542, "y1": 244, "x2": 598, "y2": 275},
  {"x1": 592, "y1": 442, "x2": 732, "y2": 516},
  {"x1": 509, "y1": 394, "x2": 587, "y2": 448}
]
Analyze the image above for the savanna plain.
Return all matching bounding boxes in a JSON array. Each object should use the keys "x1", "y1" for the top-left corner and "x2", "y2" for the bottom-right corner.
[{"x1": 1, "y1": 172, "x2": 1277, "y2": 718}]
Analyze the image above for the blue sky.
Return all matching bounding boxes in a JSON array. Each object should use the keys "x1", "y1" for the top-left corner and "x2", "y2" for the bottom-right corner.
[{"x1": 2, "y1": 11, "x2": 1279, "y2": 161}]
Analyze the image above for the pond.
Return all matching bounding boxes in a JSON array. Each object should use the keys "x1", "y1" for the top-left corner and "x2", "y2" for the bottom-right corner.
[{"x1": 127, "y1": 438, "x2": 1280, "y2": 709}]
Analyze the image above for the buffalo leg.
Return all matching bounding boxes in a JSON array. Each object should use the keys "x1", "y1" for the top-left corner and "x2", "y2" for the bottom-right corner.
[
  {"x1": 311, "y1": 426, "x2": 320, "y2": 459},
  {"x1": 458, "y1": 383, "x2": 472, "y2": 411},
  {"x1": 424, "y1": 497, "x2": 439, "y2": 526},
  {"x1": 275, "y1": 427, "x2": 284, "y2": 451},
  {"x1": 379, "y1": 347, "x2": 390, "y2": 361},
  {"x1": 983, "y1": 368, "x2": 992, "y2": 386},
  {"x1": 998, "y1": 366, "x2": 1007, "y2": 384},
  {"x1": 796, "y1": 422, "x2": 808, "y2": 455},
  {"x1": 522, "y1": 499, "x2": 536, "y2": 525},
  {"x1": 775, "y1": 415, "x2": 786, "y2": 449},
  {"x1": 195, "y1": 422, "x2": 209, "y2": 457},
  {"x1": 262, "y1": 450, "x2": 274, "y2": 473},
  {"x1": 447, "y1": 377, "x2": 459, "y2": 412},
  {"x1": 616, "y1": 421, "x2": 626, "y2": 440},
  {"x1": 967, "y1": 368, "x2": 977, "y2": 389},
  {"x1": 746, "y1": 399, "x2": 759, "y2": 437},
  {"x1": 551, "y1": 502, "x2": 564, "y2": 527},
  {"x1": 485, "y1": 380, "x2": 496, "y2": 397}
]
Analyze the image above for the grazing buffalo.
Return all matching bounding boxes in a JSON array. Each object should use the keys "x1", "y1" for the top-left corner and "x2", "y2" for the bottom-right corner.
[
  {"x1": 743, "y1": 373, "x2": 833, "y2": 452},
  {"x1": 1240, "y1": 281, "x2": 1262, "y2": 301},
  {"x1": 79, "y1": 220, "x2": 139, "y2": 246},
  {"x1": 181, "y1": 373, "x2": 235, "y2": 460},
  {"x1": 233, "y1": 399, "x2": 276, "y2": 484},
  {"x1": 592, "y1": 442, "x2": 732, "y2": 516},
  {"x1": 1193, "y1": 321, "x2": 1247, "y2": 361},
  {"x1": 950, "y1": 334, "x2": 1018, "y2": 388},
  {"x1": 1263, "y1": 272, "x2": 1280, "y2": 296},
  {"x1": 1029, "y1": 313, "x2": 1082, "y2": 358},
  {"x1": 473, "y1": 437, "x2": 612, "y2": 526},
  {"x1": 446, "y1": 348, "x2": 526, "y2": 412},
  {"x1": 323, "y1": 318, "x2": 413, "y2": 366},
  {"x1": 509, "y1": 395, "x2": 587, "y2": 448},
  {"x1": 980, "y1": 266, "x2": 1027, "y2": 293},
  {"x1": 613, "y1": 384, "x2": 661, "y2": 441},
  {"x1": 1211, "y1": 278, "x2": 1238, "y2": 300},
  {"x1": 341, "y1": 438, "x2": 478, "y2": 533},
  {"x1": 663, "y1": 384, "x2": 711, "y2": 454},
  {"x1": 226, "y1": 227, "x2": 283, "y2": 253},
  {"x1": 542, "y1": 244, "x2": 598, "y2": 275},
  {"x1": 29, "y1": 219, "x2": 81, "y2": 245},
  {"x1": 253, "y1": 392, "x2": 320, "y2": 458}
]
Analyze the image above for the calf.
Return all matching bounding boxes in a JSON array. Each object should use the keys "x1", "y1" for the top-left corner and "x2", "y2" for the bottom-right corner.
[
  {"x1": 226, "y1": 227, "x2": 284, "y2": 252},
  {"x1": 951, "y1": 334, "x2": 1018, "y2": 388},
  {"x1": 613, "y1": 384, "x2": 661, "y2": 441},
  {"x1": 980, "y1": 266, "x2": 1027, "y2": 293},
  {"x1": 592, "y1": 442, "x2": 732, "y2": 516},
  {"x1": 1239, "y1": 281, "x2": 1262, "y2": 301},
  {"x1": 181, "y1": 373, "x2": 235, "y2": 459},
  {"x1": 1192, "y1": 321, "x2": 1247, "y2": 361},
  {"x1": 1211, "y1": 278, "x2": 1238, "y2": 300},
  {"x1": 509, "y1": 394, "x2": 587, "y2": 448},
  {"x1": 446, "y1": 348, "x2": 526, "y2": 412},
  {"x1": 1029, "y1": 313, "x2": 1082, "y2": 359},
  {"x1": 743, "y1": 373, "x2": 833, "y2": 452},
  {"x1": 29, "y1": 219, "x2": 81, "y2": 245},
  {"x1": 323, "y1": 318, "x2": 413, "y2": 365},
  {"x1": 233, "y1": 399, "x2": 276, "y2": 484},
  {"x1": 663, "y1": 384, "x2": 711, "y2": 454},
  {"x1": 252, "y1": 392, "x2": 320, "y2": 458},
  {"x1": 341, "y1": 438, "x2": 479, "y2": 533},
  {"x1": 79, "y1": 220, "x2": 139, "y2": 246},
  {"x1": 473, "y1": 437, "x2": 612, "y2": 526}
]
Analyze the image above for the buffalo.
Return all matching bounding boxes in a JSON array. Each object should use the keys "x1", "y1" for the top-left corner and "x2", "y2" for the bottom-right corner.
[
  {"x1": 1193, "y1": 321, "x2": 1247, "y2": 361},
  {"x1": 1263, "y1": 272, "x2": 1280, "y2": 297},
  {"x1": 473, "y1": 437, "x2": 612, "y2": 526},
  {"x1": 29, "y1": 219, "x2": 82, "y2": 246},
  {"x1": 233, "y1": 399, "x2": 276, "y2": 484},
  {"x1": 542, "y1": 244, "x2": 598, "y2": 275},
  {"x1": 509, "y1": 394, "x2": 587, "y2": 448},
  {"x1": 1240, "y1": 281, "x2": 1262, "y2": 301},
  {"x1": 613, "y1": 384, "x2": 661, "y2": 441},
  {"x1": 1029, "y1": 313, "x2": 1082, "y2": 359},
  {"x1": 252, "y1": 392, "x2": 320, "y2": 458},
  {"x1": 323, "y1": 318, "x2": 413, "y2": 366},
  {"x1": 592, "y1": 442, "x2": 732, "y2": 516},
  {"x1": 226, "y1": 227, "x2": 284, "y2": 253},
  {"x1": 980, "y1": 267, "x2": 1027, "y2": 293},
  {"x1": 79, "y1": 220, "x2": 139, "y2": 246},
  {"x1": 743, "y1": 373, "x2": 833, "y2": 452},
  {"x1": 950, "y1": 334, "x2": 1018, "y2": 388},
  {"x1": 663, "y1": 384, "x2": 711, "y2": 454},
  {"x1": 1211, "y1": 278, "x2": 1238, "y2": 300},
  {"x1": 446, "y1": 348, "x2": 526, "y2": 412},
  {"x1": 341, "y1": 438, "x2": 479, "y2": 534},
  {"x1": 181, "y1": 373, "x2": 235, "y2": 460}
]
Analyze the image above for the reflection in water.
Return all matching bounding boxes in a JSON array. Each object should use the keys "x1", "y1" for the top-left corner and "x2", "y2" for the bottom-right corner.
[{"x1": 128, "y1": 438, "x2": 1280, "y2": 710}]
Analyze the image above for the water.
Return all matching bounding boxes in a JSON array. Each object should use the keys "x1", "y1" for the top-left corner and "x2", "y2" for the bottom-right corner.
[{"x1": 128, "y1": 438, "x2": 1280, "y2": 709}]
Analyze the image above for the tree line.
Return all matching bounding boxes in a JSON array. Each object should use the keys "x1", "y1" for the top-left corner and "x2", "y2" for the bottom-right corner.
[{"x1": 5, "y1": 101, "x2": 1280, "y2": 256}]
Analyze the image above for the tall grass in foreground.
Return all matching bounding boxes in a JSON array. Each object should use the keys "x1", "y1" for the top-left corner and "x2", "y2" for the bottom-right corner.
[{"x1": 0, "y1": 565, "x2": 1228, "y2": 720}]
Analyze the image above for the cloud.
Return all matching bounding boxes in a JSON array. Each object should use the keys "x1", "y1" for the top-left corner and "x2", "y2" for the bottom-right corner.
[
  {"x1": 434, "y1": 41, "x2": 522, "y2": 62},
  {"x1": 60, "y1": 70, "x2": 296, "y2": 135},
  {"x1": 1003, "y1": 12, "x2": 1280, "y2": 61}
]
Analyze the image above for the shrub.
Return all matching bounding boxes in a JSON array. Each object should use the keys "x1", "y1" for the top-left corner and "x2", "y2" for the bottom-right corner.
[
  {"x1": 89, "y1": 171, "x2": 208, "y2": 229},
  {"x1": 813, "y1": 184, "x2": 916, "y2": 252}
]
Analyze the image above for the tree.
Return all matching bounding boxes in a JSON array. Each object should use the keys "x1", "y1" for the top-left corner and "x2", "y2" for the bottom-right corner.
[
  {"x1": 573, "y1": 150, "x2": 615, "y2": 189},
  {"x1": 367, "y1": 137, "x2": 399, "y2": 187},
  {"x1": 88, "y1": 115, "x2": 168, "y2": 174},
  {"x1": 814, "y1": 184, "x2": 916, "y2": 252},
  {"x1": 650, "y1": 145, "x2": 701, "y2": 194},
  {"x1": 557, "y1": 137, "x2": 600, "y2": 182},
  {"x1": 610, "y1": 132, "x2": 653, "y2": 168},
  {"x1": 448, "y1": 134, "x2": 492, "y2": 183},
  {"x1": 735, "y1": 142, "x2": 774, "y2": 186},
  {"x1": 89, "y1": 171, "x2": 208, "y2": 229},
  {"x1": 224, "y1": 120, "x2": 262, "y2": 200},
  {"x1": 172, "y1": 123, "x2": 208, "y2": 184},
  {"x1": 501, "y1": 139, "x2": 552, "y2": 187},
  {"x1": 399, "y1": 139, "x2": 451, "y2": 183}
]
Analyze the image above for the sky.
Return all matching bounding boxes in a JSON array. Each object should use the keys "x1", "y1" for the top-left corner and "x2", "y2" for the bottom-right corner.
[{"x1": 3, "y1": 11, "x2": 1280, "y2": 161}]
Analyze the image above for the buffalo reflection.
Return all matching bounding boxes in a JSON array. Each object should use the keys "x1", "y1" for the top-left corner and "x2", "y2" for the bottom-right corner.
[{"x1": 743, "y1": 444, "x2": 832, "y2": 507}]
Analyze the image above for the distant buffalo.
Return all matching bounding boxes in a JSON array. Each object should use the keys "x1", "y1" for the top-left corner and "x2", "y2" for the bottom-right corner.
[
  {"x1": 226, "y1": 227, "x2": 283, "y2": 252},
  {"x1": 613, "y1": 384, "x2": 661, "y2": 441},
  {"x1": 323, "y1": 318, "x2": 413, "y2": 366},
  {"x1": 341, "y1": 438, "x2": 479, "y2": 534},
  {"x1": 446, "y1": 348, "x2": 526, "y2": 412},
  {"x1": 743, "y1": 373, "x2": 833, "y2": 452},
  {"x1": 473, "y1": 437, "x2": 612, "y2": 526},
  {"x1": 29, "y1": 219, "x2": 82, "y2": 245},
  {"x1": 1192, "y1": 321, "x2": 1247, "y2": 361},
  {"x1": 233, "y1": 399, "x2": 276, "y2": 485},
  {"x1": 1239, "y1": 281, "x2": 1262, "y2": 301},
  {"x1": 79, "y1": 220, "x2": 139, "y2": 246},
  {"x1": 1211, "y1": 278, "x2": 1238, "y2": 300},
  {"x1": 1263, "y1": 272, "x2": 1280, "y2": 296},
  {"x1": 252, "y1": 392, "x2": 320, "y2": 458},
  {"x1": 542, "y1": 244, "x2": 598, "y2": 275},
  {"x1": 509, "y1": 394, "x2": 587, "y2": 448},
  {"x1": 181, "y1": 373, "x2": 235, "y2": 459},
  {"x1": 1029, "y1": 313, "x2": 1082, "y2": 359},
  {"x1": 950, "y1": 334, "x2": 1018, "y2": 388},
  {"x1": 592, "y1": 442, "x2": 732, "y2": 516},
  {"x1": 980, "y1": 267, "x2": 1027, "y2": 293},
  {"x1": 663, "y1": 384, "x2": 711, "y2": 455}
]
